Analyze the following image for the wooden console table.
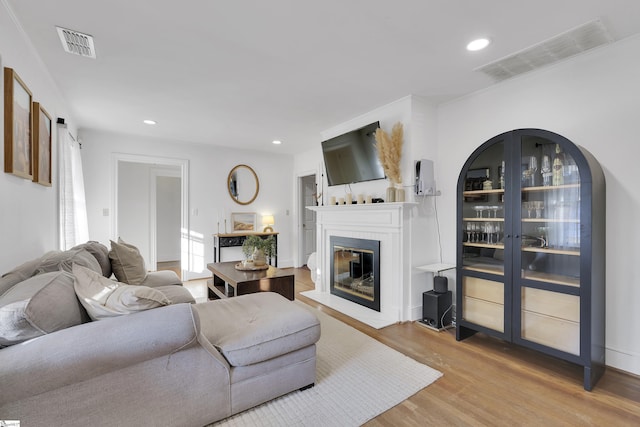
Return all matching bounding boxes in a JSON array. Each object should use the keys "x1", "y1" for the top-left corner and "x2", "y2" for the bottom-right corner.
[{"x1": 213, "y1": 231, "x2": 278, "y2": 267}]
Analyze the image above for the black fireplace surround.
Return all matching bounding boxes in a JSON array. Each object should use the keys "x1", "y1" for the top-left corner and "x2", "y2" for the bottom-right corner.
[{"x1": 329, "y1": 236, "x2": 380, "y2": 312}]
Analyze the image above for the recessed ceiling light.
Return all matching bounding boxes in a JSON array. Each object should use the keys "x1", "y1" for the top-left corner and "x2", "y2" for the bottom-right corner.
[
  {"x1": 467, "y1": 38, "x2": 491, "y2": 51},
  {"x1": 272, "y1": 140, "x2": 282, "y2": 145},
  {"x1": 143, "y1": 119, "x2": 157, "y2": 125}
]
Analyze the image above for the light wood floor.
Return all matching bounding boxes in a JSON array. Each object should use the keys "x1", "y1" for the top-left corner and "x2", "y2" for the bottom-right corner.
[{"x1": 186, "y1": 267, "x2": 640, "y2": 425}]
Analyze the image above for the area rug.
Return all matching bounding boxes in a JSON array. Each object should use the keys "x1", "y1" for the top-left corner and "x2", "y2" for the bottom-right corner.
[{"x1": 213, "y1": 303, "x2": 442, "y2": 426}]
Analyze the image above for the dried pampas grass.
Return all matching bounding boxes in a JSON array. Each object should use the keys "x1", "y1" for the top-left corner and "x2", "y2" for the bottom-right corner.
[{"x1": 374, "y1": 122, "x2": 403, "y2": 185}]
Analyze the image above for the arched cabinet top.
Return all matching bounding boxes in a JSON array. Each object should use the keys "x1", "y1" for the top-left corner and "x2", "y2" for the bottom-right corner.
[{"x1": 457, "y1": 128, "x2": 604, "y2": 191}]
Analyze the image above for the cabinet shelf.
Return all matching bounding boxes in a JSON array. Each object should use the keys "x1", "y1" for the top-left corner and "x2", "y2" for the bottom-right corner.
[
  {"x1": 521, "y1": 218, "x2": 579, "y2": 223},
  {"x1": 522, "y1": 184, "x2": 580, "y2": 192},
  {"x1": 464, "y1": 217, "x2": 504, "y2": 222},
  {"x1": 463, "y1": 188, "x2": 505, "y2": 196},
  {"x1": 521, "y1": 246, "x2": 580, "y2": 256},
  {"x1": 521, "y1": 271, "x2": 580, "y2": 287},
  {"x1": 463, "y1": 264, "x2": 504, "y2": 276},
  {"x1": 463, "y1": 242, "x2": 504, "y2": 249}
]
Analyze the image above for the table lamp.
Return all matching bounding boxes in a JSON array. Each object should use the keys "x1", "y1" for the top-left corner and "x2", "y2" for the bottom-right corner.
[{"x1": 262, "y1": 215, "x2": 275, "y2": 232}]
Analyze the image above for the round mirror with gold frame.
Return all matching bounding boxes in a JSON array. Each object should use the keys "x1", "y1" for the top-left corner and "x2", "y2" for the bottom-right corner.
[{"x1": 228, "y1": 164, "x2": 259, "y2": 205}]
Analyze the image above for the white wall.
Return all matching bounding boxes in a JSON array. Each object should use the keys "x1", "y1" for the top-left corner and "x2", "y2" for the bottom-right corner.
[
  {"x1": 437, "y1": 35, "x2": 640, "y2": 375},
  {"x1": 0, "y1": 3, "x2": 74, "y2": 272},
  {"x1": 80, "y1": 129, "x2": 295, "y2": 278},
  {"x1": 309, "y1": 95, "x2": 439, "y2": 203}
]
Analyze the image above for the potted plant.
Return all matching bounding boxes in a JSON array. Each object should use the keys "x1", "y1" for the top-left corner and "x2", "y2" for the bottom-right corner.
[{"x1": 242, "y1": 235, "x2": 276, "y2": 266}]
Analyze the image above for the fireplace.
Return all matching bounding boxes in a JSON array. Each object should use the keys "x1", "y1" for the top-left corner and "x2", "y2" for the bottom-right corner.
[
  {"x1": 304, "y1": 203, "x2": 433, "y2": 329},
  {"x1": 329, "y1": 236, "x2": 380, "y2": 312}
]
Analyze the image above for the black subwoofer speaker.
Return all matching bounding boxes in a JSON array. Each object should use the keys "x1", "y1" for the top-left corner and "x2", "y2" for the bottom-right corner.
[{"x1": 422, "y1": 290, "x2": 452, "y2": 329}]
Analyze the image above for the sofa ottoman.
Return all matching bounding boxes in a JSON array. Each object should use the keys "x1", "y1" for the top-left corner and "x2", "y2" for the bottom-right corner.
[{"x1": 194, "y1": 292, "x2": 321, "y2": 414}]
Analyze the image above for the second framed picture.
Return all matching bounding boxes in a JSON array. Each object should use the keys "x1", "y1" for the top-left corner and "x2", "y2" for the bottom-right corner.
[
  {"x1": 32, "y1": 102, "x2": 52, "y2": 186},
  {"x1": 231, "y1": 212, "x2": 257, "y2": 232}
]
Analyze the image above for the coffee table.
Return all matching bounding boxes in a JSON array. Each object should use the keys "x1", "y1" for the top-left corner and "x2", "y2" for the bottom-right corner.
[{"x1": 207, "y1": 261, "x2": 295, "y2": 301}]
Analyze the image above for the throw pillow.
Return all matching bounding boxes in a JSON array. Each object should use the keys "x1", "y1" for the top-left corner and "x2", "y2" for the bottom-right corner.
[
  {"x1": 72, "y1": 264, "x2": 171, "y2": 321},
  {"x1": 0, "y1": 271, "x2": 88, "y2": 346},
  {"x1": 36, "y1": 248, "x2": 102, "y2": 275},
  {"x1": 72, "y1": 241, "x2": 112, "y2": 278},
  {"x1": 0, "y1": 255, "x2": 42, "y2": 297},
  {"x1": 108, "y1": 238, "x2": 147, "y2": 285}
]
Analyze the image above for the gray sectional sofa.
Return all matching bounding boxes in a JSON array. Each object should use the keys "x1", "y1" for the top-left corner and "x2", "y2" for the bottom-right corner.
[{"x1": 0, "y1": 242, "x2": 321, "y2": 426}]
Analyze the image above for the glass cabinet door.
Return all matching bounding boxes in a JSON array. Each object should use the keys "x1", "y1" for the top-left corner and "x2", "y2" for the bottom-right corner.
[
  {"x1": 460, "y1": 139, "x2": 507, "y2": 333},
  {"x1": 461, "y1": 140, "x2": 506, "y2": 275},
  {"x1": 517, "y1": 135, "x2": 581, "y2": 355}
]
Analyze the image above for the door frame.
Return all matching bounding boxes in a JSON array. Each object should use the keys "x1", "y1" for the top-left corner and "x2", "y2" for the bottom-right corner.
[
  {"x1": 295, "y1": 169, "x2": 319, "y2": 267},
  {"x1": 112, "y1": 153, "x2": 190, "y2": 280}
]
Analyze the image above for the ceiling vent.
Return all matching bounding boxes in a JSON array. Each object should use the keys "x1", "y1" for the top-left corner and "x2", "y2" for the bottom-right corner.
[
  {"x1": 476, "y1": 19, "x2": 613, "y2": 82},
  {"x1": 56, "y1": 26, "x2": 96, "y2": 59}
]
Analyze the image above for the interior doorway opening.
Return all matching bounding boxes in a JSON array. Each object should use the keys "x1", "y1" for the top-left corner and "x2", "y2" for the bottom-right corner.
[
  {"x1": 113, "y1": 154, "x2": 189, "y2": 280},
  {"x1": 298, "y1": 173, "x2": 317, "y2": 267}
]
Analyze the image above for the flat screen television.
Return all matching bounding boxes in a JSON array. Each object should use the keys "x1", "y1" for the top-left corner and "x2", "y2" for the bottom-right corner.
[{"x1": 321, "y1": 121, "x2": 385, "y2": 186}]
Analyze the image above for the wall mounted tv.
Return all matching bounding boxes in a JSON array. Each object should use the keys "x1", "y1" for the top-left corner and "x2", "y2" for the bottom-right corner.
[{"x1": 321, "y1": 121, "x2": 385, "y2": 186}]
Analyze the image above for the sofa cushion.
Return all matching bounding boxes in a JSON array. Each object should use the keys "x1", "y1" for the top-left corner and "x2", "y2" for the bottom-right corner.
[
  {"x1": 36, "y1": 248, "x2": 102, "y2": 275},
  {"x1": 73, "y1": 264, "x2": 170, "y2": 320},
  {"x1": 0, "y1": 255, "x2": 43, "y2": 297},
  {"x1": 72, "y1": 241, "x2": 112, "y2": 278},
  {"x1": 153, "y1": 285, "x2": 196, "y2": 304},
  {"x1": 0, "y1": 271, "x2": 88, "y2": 346},
  {"x1": 140, "y1": 270, "x2": 182, "y2": 288},
  {"x1": 109, "y1": 239, "x2": 147, "y2": 285},
  {"x1": 194, "y1": 292, "x2": 321, "y2": 366}
]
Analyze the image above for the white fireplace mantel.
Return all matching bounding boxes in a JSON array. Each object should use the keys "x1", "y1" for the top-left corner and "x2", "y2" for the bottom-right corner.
[{"x1": 303, "y1": 202, "x2": 433, "y2": 328}]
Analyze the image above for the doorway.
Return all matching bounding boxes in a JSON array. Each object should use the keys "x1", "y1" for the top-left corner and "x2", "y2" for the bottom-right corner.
[
  {"x1": 113, "y1": 154, "x2": 189, "y2": 280},
  {"x1": 298, "y1": 174, "x2": 317, "y2": 266},
  {"x1": 152, "y1": 169, "x2": 181, "y2": 278}
]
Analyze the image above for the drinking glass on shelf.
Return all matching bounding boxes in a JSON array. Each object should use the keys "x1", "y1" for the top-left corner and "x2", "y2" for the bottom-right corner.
[
  {"x1": 534, "y1": 201, "x2": 545, "y2": 218},
  {"x1": 529, "y1": 156, "x2": 538, "y2": 187},
  {"x1": 488, "y1": 205, "x2": 502, "y2": 218},
  {"x1": 486, "y1": 223, "x2": 494, "y2": 244},
  {"x1": 473, "y1": 206, "x2": 485, "y2": 218},
  {"x1": 465, "y1": 222, "x2": 473, "y2": 242}
]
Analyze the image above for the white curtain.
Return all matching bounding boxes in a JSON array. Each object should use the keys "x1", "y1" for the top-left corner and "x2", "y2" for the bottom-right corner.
[{"x1": 58, "y1": 124, "x2": 89, "y2": 249}]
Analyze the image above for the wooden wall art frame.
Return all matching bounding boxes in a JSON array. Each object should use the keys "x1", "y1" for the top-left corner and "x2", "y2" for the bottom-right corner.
[
  {"x1": 4, "y1": 67, "x2": 33, "y2": 179},
  {"x1": 231, "y1": 212, "x2": 257, "y2": 232},
  {"x1": 32, "y1": 102, "x2": 52, "y2": 186}
]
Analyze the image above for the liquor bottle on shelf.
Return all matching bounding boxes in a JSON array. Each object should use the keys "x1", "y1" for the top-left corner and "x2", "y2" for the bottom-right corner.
[
  {"x1": 552, "y1": 144, "x2": 565, "y2": 186},
  {"x1": 541, "y1": 155, "x2": 552, "y2": 186}
]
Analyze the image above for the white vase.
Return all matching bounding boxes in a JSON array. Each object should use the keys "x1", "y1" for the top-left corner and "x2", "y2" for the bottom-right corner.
[
  {"x1": 252, "y1": 248, "x2": 266, "y2": 266},
  {"x1": 386, "y1": 186, "x2": 396, "y2": 202}
]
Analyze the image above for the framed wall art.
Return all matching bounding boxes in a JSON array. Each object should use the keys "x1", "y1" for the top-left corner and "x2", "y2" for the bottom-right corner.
[
  {"x1": 231, "y1": 212, "x2": 257, "y2": 232},
  {"x1": 4, "y1": 67, "x2": 33, "y2": 179},
  {"x1": 32, "y1": 102, "x2": 52, "y2": 186}
]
